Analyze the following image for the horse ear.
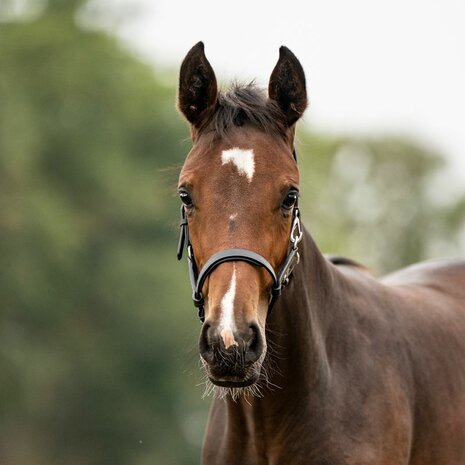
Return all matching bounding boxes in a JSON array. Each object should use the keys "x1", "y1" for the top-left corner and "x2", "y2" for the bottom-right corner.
[
  {"x1": 178, "y1": 42, "x2": 218, "y2": 128},
  {"x1": 268, "y1": 46, "x2": 307, "y2": 126}
]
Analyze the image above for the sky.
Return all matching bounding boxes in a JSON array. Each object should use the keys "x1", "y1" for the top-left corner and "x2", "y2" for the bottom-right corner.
[{"x1": 84, "y1": 0, "x2": 465, "y2": 185}]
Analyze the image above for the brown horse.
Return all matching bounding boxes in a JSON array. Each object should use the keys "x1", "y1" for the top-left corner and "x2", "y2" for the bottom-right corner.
[{"x1": 176, "y1": 42, "x2": 465, "y2": 465}]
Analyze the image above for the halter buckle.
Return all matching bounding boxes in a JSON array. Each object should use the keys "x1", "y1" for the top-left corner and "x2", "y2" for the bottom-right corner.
[
  {"x1": 283, "y1": 251, "x2": 300, "y2": 285},
  {"x1": 290, "y1": 208, "x2": 303, "y2": 248}
]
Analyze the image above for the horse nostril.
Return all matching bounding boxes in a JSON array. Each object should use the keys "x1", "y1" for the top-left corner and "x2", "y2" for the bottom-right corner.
[
  {"x1": 245, "y1": 323, "x2": 263, "y2": 363},
  {"x1": 199, "y1": 321, "x2": 263, "y2": 366},
  {"x1": 199, "y1": 322, "x2": 215, "y2": 363}
]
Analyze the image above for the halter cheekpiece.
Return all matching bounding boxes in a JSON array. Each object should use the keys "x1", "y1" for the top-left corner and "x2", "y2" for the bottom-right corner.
[{"x1": 177, "y1": 150, "x2": 302, "y2": 323}]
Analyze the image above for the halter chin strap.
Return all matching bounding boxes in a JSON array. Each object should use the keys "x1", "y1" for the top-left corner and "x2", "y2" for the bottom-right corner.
[{"x1": 177, "y1": 149, "x2": 302, "y2": 323}]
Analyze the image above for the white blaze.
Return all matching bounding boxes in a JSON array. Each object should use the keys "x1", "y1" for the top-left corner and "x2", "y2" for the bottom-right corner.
[
  {"x1": 219, "y1": 267, "x2": 238, "y2": 348},
  {"x1": 221, "y1": 148, "x2": 255, "y2": 182}
]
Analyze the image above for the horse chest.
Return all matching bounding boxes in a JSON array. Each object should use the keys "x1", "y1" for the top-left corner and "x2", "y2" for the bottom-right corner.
[{"x1": 202, "y1": 386, "x2": 415, "y2": 465}]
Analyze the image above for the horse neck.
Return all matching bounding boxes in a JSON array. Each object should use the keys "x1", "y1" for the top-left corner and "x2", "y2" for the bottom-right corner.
[
  {"x1": 223, "y1": 227, "x2": 338, "y2": 430},
  {"x1": 265, "y1": 227, "x2": 336, "y2": 388}
]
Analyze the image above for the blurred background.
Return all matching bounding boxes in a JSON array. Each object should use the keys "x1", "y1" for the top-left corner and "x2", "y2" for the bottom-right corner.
[{"x1": 0, "y1": 0, "x2": 464, "y2": 464}]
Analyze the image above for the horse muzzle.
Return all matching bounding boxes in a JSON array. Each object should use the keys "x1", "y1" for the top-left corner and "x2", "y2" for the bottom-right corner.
[{"x1": 199, "y1": 321, "x2": 265, "y2": 387}]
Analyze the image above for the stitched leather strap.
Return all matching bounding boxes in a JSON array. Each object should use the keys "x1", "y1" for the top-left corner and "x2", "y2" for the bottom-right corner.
[{"x1": 193, "y1": 249, "x2": 278, "y2": 305}]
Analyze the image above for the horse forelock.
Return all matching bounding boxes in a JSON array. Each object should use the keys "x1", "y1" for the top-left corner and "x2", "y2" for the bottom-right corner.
[{"x1": 200, "y1": 83, "x2": 289, "y2": 139}]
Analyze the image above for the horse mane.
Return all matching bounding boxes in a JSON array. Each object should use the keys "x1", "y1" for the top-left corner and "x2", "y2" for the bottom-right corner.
[
  {"x1": 326, "y1": 255, "x2": 373, "y2": 274},
  {"x1": 205, "y1": 83, "x2": 288, "y2": 138}
]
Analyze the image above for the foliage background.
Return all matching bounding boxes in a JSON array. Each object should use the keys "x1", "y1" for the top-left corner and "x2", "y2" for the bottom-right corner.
[{"x1": 0, "y1": 1, "x2": 464, "y2": 464}]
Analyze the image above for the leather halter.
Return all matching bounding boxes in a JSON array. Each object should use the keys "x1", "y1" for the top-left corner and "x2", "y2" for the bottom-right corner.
[{"x1": 177, "y1": 150, "x2": 302, "y2": 323}]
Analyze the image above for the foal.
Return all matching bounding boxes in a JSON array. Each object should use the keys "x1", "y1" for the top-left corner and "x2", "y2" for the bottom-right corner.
[{"x1": 176, "y1": 42, "x2": 465, "y2": 465}]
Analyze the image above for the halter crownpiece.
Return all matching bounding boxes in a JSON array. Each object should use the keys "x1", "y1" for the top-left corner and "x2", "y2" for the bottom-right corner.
[{"x1": 177, "y1": 150, "x2": 302, "y2": 323}]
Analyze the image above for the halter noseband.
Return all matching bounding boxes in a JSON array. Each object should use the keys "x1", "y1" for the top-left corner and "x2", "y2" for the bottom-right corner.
[{"x1": 177, "y1": 150, "x2": 302, "y2": 323}]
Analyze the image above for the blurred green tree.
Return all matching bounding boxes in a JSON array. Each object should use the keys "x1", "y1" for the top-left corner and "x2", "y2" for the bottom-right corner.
[
  {"x1": 297, "y1": 134, "x2": 464, "y2": 272},
  {"x1": 0, "y1": 4, "x2": 202, "y2": 465}
]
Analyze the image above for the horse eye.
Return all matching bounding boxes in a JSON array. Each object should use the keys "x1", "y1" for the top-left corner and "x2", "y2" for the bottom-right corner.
[
  {"x1": 282, "y1": 190, "x2": 298, "y2": 210},
  {"x1": 179, "y1": 190, "x2": 193, "y2": 208}
]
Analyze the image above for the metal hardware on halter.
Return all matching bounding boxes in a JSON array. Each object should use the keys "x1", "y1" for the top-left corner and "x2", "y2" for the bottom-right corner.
[
  {"x1": 177, "y1": 149, "x2": 302, "y2": 323},
  {"x1": 290, "y1": 208, "x2": 303, "y2": 247}
]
